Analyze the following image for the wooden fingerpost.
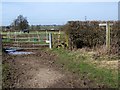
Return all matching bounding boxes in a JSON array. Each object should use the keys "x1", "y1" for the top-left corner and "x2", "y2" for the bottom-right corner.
[{"x1": 99, "y1": 22, "x2": 113, "y2": 53}]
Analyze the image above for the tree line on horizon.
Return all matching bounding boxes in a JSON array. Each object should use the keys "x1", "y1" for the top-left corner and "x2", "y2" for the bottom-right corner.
[{"x1": 1, "y1": 15, "x2": 120, "y2": 32}]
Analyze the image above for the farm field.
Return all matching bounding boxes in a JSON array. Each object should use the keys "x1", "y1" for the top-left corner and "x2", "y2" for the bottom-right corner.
[
  {"x1": 2, "y1": 48, "x2": 118, "y2": 88},
  {"x1": 1, "y1": 30, "x2": 63, "y2": 35},
  {"x1": 1, "y1": 29, "x2": 119, "y2": 89}
]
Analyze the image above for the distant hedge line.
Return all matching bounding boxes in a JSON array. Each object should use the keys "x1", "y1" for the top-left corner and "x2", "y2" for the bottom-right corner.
[{"x1": 63, "y1": 21, "x2": 120, "y2": 53}]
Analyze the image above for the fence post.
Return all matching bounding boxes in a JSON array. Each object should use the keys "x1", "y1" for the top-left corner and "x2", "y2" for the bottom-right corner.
[
  {"x1": 106, "y1": 23, "x2": 111, "y2": 52},
  {"x1": 49, "y1": 33, "x2": 52, "y2": 49},
  {"x1": 65, "y1": 34, "x2": 69, "y2": 48}
]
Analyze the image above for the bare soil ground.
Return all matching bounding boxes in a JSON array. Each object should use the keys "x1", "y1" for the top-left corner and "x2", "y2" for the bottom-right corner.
[{"x1": 2, "y1": 49, "x2": 109, "y2": 88}]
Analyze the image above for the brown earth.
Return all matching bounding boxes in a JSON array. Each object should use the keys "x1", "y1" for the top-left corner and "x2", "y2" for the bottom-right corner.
[{"x1": 2, "y1": 49, "x2": 107, "y2": 88}]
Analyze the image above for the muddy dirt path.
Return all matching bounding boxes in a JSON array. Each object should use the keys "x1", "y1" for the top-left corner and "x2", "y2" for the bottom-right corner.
[{"x1": 3, "y1": 50, "x2": 99, "y2": 88}]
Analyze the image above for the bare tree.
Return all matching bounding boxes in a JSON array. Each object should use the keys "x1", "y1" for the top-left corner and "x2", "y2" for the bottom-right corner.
[{"x1": 11, "y1": 15, "x2": 29, "y2": 31}]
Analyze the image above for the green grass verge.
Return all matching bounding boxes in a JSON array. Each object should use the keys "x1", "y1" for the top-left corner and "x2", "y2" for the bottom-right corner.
[{"x1": 50, "y1": 48, "x2": 118, "y2": 88}]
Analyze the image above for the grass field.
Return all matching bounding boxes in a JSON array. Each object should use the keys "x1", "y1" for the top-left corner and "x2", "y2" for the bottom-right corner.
[{"x1": 48, "y1": 48, "x2": 118, "y2": 88}]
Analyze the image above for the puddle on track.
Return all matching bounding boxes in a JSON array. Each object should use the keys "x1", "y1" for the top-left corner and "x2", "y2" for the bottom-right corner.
[
  {"x1": 3, "y1": 48, "x2": 34, "y2": 55},
  {"x1": 8, "y1": 51, "x2": 34, "y2": 55}
]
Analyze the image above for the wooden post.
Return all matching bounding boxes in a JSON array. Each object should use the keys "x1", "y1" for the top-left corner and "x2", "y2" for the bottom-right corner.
[
  {"x1": 36, "y1": 31, "x2": 40, "y2": 43},
  {"x1": 99, "y1": 23, "x2": 113, "y2": 52},
  {"x1": 65, "y1": 34, "x2": 69, "y2": 48},
  {"x1": 58, "y1": 30, "x2": 61, "y2": 44},
  {"x1": 14, "y1": 32, "x2": 17, "y2": 47},
  {"x1": 52, "y1": 33, "x2": 54, "y2": 48},
  {"x1": 106, "y1": 23, "x2": 111, "y2": 52},
  {"x1": 46, "y1": 30, "x2": 48, "y2": 40}
]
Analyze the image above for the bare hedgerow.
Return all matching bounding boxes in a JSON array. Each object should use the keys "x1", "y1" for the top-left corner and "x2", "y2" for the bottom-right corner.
[{"x1": 63, "y1": 20, "x2": 119, "y2": 56}]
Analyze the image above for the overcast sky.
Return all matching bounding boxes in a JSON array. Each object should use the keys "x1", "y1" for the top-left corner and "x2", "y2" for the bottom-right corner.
[{"x1": 2, "y1": 2, "x2": 118, "y2": 26}]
